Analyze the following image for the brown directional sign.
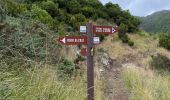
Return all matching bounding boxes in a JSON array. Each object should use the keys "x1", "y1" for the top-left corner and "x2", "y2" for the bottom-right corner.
[
  {"x1": 58, "y1": 36, "x2": 87, "y2": 45},
  {"x1": 93, "y1": 26, "x2": 117, "y2": 34}
]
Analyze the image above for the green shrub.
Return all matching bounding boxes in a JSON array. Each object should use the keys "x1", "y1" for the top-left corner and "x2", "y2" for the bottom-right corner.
[
  {"x1": 128, "y1": 40, "x2": 134, "y2": 47},
  {"x1": 151, "y1": 54, "x2": 170, "y2": 71},
  {"x1": 74, "y1": 55, "x2": 86, "y2": 64},
  {"x1": 59, "y1": 59, "x2": 75, "y2": 77},
  {"x1": 159, "y1": 33, "x2": 170, "y2": 50},
  {"x1": 119, "y1": 35, "x2": 129, "y2": 43},
  {"x1": 67, "y1": 0, "x2": 81, "y2": 14},
  {"x1": 39, "y1": 1, "x2": 59, "y2": 17},
  {"x1": 1, "y1": 0, "x2": 27, "y2": 16},
  {"x1": 82, "y1": 6, "x2": 94, "y2": 18},
  {"x1": 75, "y1": 14, "x2": 86, "y2": 22},
  {"x1": 30, "y1": 5, "x2": 54, "y2": 27}
]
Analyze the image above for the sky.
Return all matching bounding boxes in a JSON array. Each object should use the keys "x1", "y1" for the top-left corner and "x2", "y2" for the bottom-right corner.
[{"x1": 100, "y1": 0, "x2": 170, "y2": 16}]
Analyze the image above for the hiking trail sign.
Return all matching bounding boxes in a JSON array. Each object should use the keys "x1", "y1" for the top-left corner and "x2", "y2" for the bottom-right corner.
[
  {"x1": 58, "y1": 23, "x2": 118, "y2": 100},
  {"x1": 93, "y1": 26, "x2": 117, "y2": 34},
  {"x1": 58, "y1": 36, "x2": 87, "y2": 45}
]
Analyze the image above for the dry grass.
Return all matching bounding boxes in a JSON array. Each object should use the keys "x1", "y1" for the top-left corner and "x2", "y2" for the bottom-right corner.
[
  {"x1": 0, "y1": 63, "x2": 103, "y2": 100},
  {"x1": 122, "y1": 67, "x2": 170, "y2": 100}
]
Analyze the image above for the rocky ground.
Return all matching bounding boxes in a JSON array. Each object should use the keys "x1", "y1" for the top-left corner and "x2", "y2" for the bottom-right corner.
[
  {"x1": 94, "y1": 34, "x2": 158, "y2": 100},
  {"x1": 96, "y1": 49, "x2": 129, "y2": 100}
]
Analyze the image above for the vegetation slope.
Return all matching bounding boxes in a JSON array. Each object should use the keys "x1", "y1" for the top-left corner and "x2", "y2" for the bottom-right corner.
[
  {"x1": 0, "y1": 0, "x2": 170, "y2": 100},
  {"x1": 140, "y1": 10, "x2": 170, "y2": 33}
]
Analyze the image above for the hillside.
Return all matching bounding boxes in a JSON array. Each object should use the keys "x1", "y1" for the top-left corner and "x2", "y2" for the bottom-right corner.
[
  {"x1": 0, "y1": 0, "x2": 170, "y2": 100},
  {"x1": 140, "y1": 10, "x2": 170, "y2": 33},
  {"x1": 96, "y1": 33, "x2": 170, "y2": 99}
]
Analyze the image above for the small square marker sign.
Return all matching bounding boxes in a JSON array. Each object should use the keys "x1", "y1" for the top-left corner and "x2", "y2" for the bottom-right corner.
[{"x1": 80, "y1": 26, "x2": 86, "y2": 33}]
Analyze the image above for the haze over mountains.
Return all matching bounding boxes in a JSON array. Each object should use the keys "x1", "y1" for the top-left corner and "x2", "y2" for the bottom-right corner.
[{"x1": 139, "y1": 10, "x2": 170, "y2": 33}]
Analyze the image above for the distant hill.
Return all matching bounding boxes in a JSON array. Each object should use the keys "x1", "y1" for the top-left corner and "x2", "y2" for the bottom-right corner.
[{"x1": 139, "y1": 10, "x2": 170, "y2": 33}]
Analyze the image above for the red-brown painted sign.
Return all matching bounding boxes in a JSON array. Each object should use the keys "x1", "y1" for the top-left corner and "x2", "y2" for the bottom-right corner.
[
  {"x1": 58, "y1": 36, "x2": 87, "y2": 45},
  {"x1": 80, "y1": 48, "x2": 87, "y2": 56},
  {"x1": 93, "y1": 26, "x2": 117, "y2": 34}
]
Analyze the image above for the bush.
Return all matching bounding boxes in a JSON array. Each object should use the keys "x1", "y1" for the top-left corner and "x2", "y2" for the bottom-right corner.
[
  {"x1": 74, "y1": 55, "x2": 86, "y2": 64},
  {"x1": 39, "y1": 1, "x2": 59, "y2": 17},
  {"x1": 1, "y1": 0, "x2": 27, "y2": 16},
  {"x1": 59, "y1": 59, "x2": 75, "y2": 77},
  {"x1": 119, "y1": 34, "x2": 129, "y2": 43},
  {"x1": 30, "y1": 5, "x2": 54, "y2": 27},
  {"x1": 151, "y1": 54, "x2": 170, "y2": 71},
  {"x1": 159, "y1": 33, "x2": 170, "y2": 50},
  {"x1": 128, "y1": 40, "x2": 134, "y2": 47}
]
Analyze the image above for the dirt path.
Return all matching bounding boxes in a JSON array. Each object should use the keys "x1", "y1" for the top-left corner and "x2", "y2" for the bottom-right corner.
[{"x1": 103, "y1": 58, "x2": 129, "y2": 100}]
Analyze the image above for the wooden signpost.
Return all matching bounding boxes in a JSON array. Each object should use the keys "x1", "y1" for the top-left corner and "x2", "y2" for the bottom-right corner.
[{"x1": 58, "y1": 23, "x2": 118, "y2": 100}]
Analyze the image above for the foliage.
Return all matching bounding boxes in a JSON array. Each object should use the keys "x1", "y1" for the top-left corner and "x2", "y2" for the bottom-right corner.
[
  {"x1": 1, "y1": 0, "x2": 140, "y2": 32},
  {"x1": 1, "y1": 16, "x2": 60, "y2": 64},
  {"x1": 159, "y1": 33, "x2": 170, "y2": 50},
  {"x1": 74, "y1": 54, "x2": 86, "y2": 64},
  {"x1": 140, "y1": 10, "x2": 170, "y2": 33},
  {"x1": 151, "y1": 54, "x2": 170, "y2": 71},
  {"x1": 39, "y1": 1, "x2": 59, "y2": 18},
  {"x1": 58, "y1": 58, "x2": 75, "y2": 78},
  {"x1": 30, "y1": 5, "x2": 54, "y2": 27},
  {"x1": 118, "y1": 23, "x2": 135, "y2": 46},
  {"x1": 128, "y1": 40, "x2": 134, "y2": 47},
  {"x1": 0, "y1": 0, "x2": 27, "y2": 16}
]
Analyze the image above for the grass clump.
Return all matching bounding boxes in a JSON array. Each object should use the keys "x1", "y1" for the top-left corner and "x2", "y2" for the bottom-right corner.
[
  {"x1": 0, "y1": 65, "x2": 87, "y2": 100},
  {"x1": 122, "y1": 67, "x2": 170, "y2": 100}
]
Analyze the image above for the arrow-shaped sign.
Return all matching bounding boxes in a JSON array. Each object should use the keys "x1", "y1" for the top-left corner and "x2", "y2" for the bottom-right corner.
[
  {"x1": 58, "y1": 36, "x2": 87, "y2": 45},
  {"x1": 58, "y1": 36, "x2": 100, "y2": 45},
  {"x1": 93, "y1": 26, "x2": 118, "y2": 34}
]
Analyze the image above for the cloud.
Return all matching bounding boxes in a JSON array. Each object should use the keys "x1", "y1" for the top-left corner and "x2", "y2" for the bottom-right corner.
[{"x1": 100, "y1": 0, "x2": 170, "y2": 16}]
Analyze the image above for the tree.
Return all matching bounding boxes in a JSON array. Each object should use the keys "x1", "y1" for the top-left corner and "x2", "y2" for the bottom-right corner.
[
  {"x1": 118, "y1": 23, "x2": 128, "y2": 35},
  {"x1": 82, "y1": 6, "x2": 94, "y2": 18},
  {"x1": 118, "y1": 23, "x2": 129, "y2": 43},
  {"x1": 67, "y1": 0, "x2": 81, "y2": 14},
  {"x1": 40, "y1": 1, "x2": 59, "y2": 17},
  {"x1": 105, "y1": 2, "x2": 121, "y2": 20},
  {"x1": 30, "y1": 5, "x2": 54, "y2": 27}
]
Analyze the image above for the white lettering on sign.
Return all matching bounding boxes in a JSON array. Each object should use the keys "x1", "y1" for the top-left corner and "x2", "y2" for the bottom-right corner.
[
  {"x1": 96, "y1": 28, "x2": 102, "y2": 32},
  {"x1": 67, "y1": 39, "x2": 74, "y2": 42},
  {"x1": 103, "y1": 28, "x2": 111, "y2": 32},
  {"x1": 67, "y1": 39, "x2": 85, "y2": 42},
  {"x1": 75, "y1": 39, "x2": 85, "y2": 42},
  {"x1": 96, "y1": 27, "x2": 111, "y2": 33}
]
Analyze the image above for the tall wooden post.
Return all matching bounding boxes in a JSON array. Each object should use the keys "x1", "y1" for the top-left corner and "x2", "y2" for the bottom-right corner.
[{"x1": 86, "y1": 23, "x2": 94, "y2": 100}]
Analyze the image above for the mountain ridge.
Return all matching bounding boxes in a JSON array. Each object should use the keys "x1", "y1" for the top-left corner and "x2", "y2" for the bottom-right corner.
[{"x1": 139, "y1": 10, "x2": 170, "y2": 33}]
